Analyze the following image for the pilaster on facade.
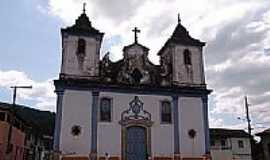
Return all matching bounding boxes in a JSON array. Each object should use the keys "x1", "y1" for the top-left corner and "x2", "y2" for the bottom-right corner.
[
  {"x1": 53, "y1": 89, "x2": 65, "y2": 152},
  {"x1": 91, "y1": 91, "x2": 99, "y2": 160}
]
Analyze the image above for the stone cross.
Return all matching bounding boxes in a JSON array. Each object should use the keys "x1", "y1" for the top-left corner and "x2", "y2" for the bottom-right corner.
[{"x1": 132, "y1": 27, "x2": 141, "y2": 43}]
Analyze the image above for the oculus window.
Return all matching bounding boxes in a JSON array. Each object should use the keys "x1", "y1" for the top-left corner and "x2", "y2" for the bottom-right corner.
[
  {"x1": 71, "y1": 125, "x2": 82, "y2": 137},
  {"x1": 100, "y1": 98, "x2": 112, "y2": 122}
]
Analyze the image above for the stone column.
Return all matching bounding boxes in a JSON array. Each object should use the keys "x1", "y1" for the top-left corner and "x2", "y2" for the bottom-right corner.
[
  {"x1": 53, "y1": 90, "x2": 64, "y2": 152},
  {"x1": 202, "y1": 96, "x2": 210, "y2": 154},
  {"x1": 91, "y1": 91, "x2": 99, "y2": 160},
  {"x1": 172, "y1": 95, "x2": 180, "y2": 160}
]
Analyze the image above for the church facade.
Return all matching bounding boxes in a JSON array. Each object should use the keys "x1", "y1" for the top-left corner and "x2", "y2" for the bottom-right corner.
[{"x1": 53, "y1": 9, "x2": 212, "y2": 160}]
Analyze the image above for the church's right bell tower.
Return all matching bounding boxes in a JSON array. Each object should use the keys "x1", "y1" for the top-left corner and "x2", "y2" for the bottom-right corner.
[
  {"x1": 60, "y1": 7, "x2": 104, "y2": 79},
  {"x1": 158, "y1": 17, "x2": 206, "y2": 87}
]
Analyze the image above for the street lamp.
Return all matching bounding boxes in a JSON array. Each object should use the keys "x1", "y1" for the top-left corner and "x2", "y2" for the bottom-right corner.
[{"x1": 5, "y1": 85, "x2": 32, "y2": 157}]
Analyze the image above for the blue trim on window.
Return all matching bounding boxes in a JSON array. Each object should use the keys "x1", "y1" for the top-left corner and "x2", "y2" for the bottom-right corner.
[
  {"x1": 160, "y1": 100, "x2": 173, "y2": 124},
  {"x1": 99, "y1": 97, "x2": 113, "y2": 122}
]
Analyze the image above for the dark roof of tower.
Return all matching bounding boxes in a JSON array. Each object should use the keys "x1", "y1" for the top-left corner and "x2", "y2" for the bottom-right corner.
[
  {"x1": 170, "y1": 23, "x2": 205, "y2": 46},
  {"x1": 61, "y1": 12, "x2": 104, "y2": 37},
  {"x1": 158, "y1": 23, "x2": 205, "y2": 55}
]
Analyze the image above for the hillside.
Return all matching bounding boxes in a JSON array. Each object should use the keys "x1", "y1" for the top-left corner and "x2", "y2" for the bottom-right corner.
[{"x1": 0, "y1": 102, "x2": 55, "y2": 136}]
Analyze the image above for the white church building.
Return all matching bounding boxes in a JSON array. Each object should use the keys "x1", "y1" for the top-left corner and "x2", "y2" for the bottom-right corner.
[{"x1": 53, "y1": 7, "x2": 212, "y2": 160}]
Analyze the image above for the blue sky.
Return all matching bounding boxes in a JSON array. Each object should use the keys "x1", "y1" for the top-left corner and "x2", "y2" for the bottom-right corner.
[
  {"x1": 0, "y1": 0, "x2": 62, "y2": 108},
  {"x1": 0, "y1": 0, "x2": 60, "y2": 79},
  {"x1": 1, "y1": 0, "x2": 270, "y2": 133}
]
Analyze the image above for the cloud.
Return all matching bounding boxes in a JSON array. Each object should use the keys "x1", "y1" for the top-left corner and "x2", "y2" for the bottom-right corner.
[
  {"x1": 41, "y1": 0, "x2": 270, "y2": 131},
  {"x1": 0, "y1": 70, "x2": 56, "y2": 111}
]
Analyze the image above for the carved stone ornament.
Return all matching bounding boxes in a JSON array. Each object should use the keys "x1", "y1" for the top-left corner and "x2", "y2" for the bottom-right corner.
[
  {"x1": 101, "y1": 52, "x2": 112, "y2": 82},
  {"x1": 121, "y1": 96, "x2": 151, "y2": 121},
  {"x1": 160, "y1": 55, "x2": 172, "y2": 86}
]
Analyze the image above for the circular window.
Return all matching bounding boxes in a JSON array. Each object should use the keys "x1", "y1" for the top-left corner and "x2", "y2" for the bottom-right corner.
[
  {"x1": 71, "y1": 125, "x2": 82, "y2": 136},
  {"x1": 188, "y1": 129, "x2": 197, "y2": 139}
]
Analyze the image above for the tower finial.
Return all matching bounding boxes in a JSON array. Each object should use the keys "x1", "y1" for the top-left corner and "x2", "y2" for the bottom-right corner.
[
  {"x1": 83, "y1": 2, "x2": 86, "y2": 13},
  {"x1": 178, "y1": 13, "x2": 181, "y2": 24}
]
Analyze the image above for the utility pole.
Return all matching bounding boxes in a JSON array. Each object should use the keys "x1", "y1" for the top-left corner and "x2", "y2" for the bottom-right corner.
[
  {"x1": 245, "y1": 96, "x2": 253, "y2": 160},
  {"x1": 5, "y1": 85, "x2": 32, "y2": 159}
]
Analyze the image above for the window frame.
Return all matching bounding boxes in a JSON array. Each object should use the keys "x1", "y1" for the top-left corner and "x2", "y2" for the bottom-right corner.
[
  {"x1": 99, "y1": 97, "x2": 113, "y2": 123},
  {"x1": 210, "y1": 139, "x2": 215, "y2": 146},
  {"x1": 183, "y1": 49, "x2": 192, "y2": 65},
  {"x1": 77, "y1": 38, "x2": 86, "y2": 54},
  {"x1": 267, "y1": 143, "x2": 270, "y2": 155},
  {"x1": 221, "y1": 139, "x2": 226, "y2": 147},
  {"x1": 238, "y1": 140, "x2": 244, "y2": 148},
  {"x1": 0, "y1": 112, "x2": 6, "y2": 121},
  {"x1": 160, "y1": 100, "x2": 172, "y2": 124}
]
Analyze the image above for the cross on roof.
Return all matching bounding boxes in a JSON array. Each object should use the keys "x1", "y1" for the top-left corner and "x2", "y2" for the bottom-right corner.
[
  {"x1": 83, "y1": 2, "x2": 86, "y2": 13},
  {"x1": 178, "y1": 13, "x2": 181, "y2": 24},
  {"x1": 132, "y1": 27, "x2": 141, "y2": 43}
]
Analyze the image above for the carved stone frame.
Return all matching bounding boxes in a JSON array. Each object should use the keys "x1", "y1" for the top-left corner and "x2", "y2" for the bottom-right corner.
[{"x1": 119, "y1": 119, "x2": 153, "y2": 160}]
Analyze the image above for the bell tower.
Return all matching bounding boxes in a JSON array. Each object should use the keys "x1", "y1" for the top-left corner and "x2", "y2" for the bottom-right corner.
[
  {"x1": 60, "y1": 5, "x2": 104, "y2": 79},
  {"x1": 158, "y1": 15, "x2": 206, "y2": 86}
]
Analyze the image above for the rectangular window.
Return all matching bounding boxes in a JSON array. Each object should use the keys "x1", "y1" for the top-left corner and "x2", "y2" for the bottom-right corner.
[
  {"x1": 100, "y1": 98, "x2": 112, "y2": 122},
  {"x1": 0, "y1": 112, "x2": 6, "y2": 121},
  {"x1": 221, "y1": 139, "x2": 226, "y2": 146},
  {"x1": 267, "y1": 143, "x2": 270, "y2": 154},
  {"x1": 161, "y1": 101, "x2": 172, "y2": 123},
  {"x1": 184, "y1": 49, "x2": 192, "y2": 65},
  {"x1": 238, "y1": 140, "x2": 244, "y2": 148},
  {"x1": 210, "y1": 140, "x2": 215, "y2": 146}
]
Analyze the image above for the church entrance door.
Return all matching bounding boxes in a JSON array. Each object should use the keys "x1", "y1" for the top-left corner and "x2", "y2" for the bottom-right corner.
[{"x1": 126, "y1": 126, "x2": 147, "y2": 160}]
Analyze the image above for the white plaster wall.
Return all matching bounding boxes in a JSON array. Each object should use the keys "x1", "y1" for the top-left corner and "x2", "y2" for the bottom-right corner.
[
  {"x1": 210, "y1": 150, "x2": 233, "y2": 160},
  {"x1": 60, "y1": 90, "x2": 92, "y2": 155},
  {"x1": 179, "y1": 97, "x2": 205, "y2": 157},
  {"x1": 210, "y1": 137, "x2": 251, "y2": 160},
  {"x1": 97, "y1": 92, "x2": 174, "y2": 157},
  {"x1": 231, "y1": 138, "x2": 251, "y2": 160},
  {"x1": 59, "y1": 90, "x2": 206, "y2": 157},
  {"x1": 173, "y1": 45, "x2": 204, "y2": 84},
  {"x1": 61, "y1": 35, "x2": 100, "y2": 77}
]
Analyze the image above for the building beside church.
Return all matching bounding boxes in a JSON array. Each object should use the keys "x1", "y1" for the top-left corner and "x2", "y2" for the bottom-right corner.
[
  {"x1": 256, "y1": 128, "x2": 270, "y2": 160},
  {"x1": 210, "y1": 128, "x2": 252, "y2": 160},
  {"x1": 53, "y1": 7, "x2": 212, "y2": 160}
]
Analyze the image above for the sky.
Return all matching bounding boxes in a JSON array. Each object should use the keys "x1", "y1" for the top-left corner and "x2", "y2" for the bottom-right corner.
[{"x1": 0, "y1": 0, "x2": 270, "y2": 134}]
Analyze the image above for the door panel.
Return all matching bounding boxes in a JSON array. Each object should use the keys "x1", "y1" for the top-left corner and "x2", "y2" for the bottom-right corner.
[{"x1": 126, "y1": 126, "x2": 146, "y2": 160}]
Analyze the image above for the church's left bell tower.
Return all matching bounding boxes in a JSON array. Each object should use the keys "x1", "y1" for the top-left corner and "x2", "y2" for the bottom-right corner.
[{"x1": 60, "y1": 7, "x2": 104, "y2": 79}]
